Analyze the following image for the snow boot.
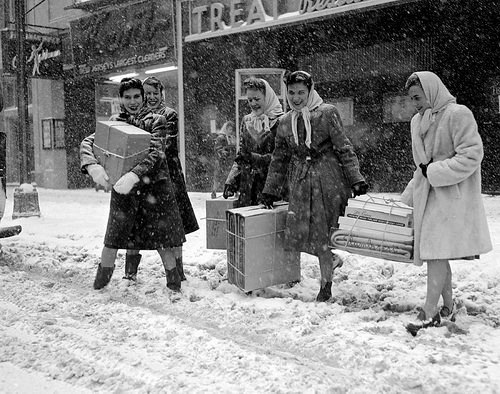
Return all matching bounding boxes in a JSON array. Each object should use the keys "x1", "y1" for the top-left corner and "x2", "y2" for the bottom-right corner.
[
  {"x1": 123, "y1": 254, "x2": 141, "y2": 281},
  {"x1": 176, "y1": 256, "x2": 186, "y2": 281},
  {"x1": 165, "y1": 267, "x2": 181, "y2": 292},
  {"x1": 316, "y1": 281, "x2": 332, "y2": 302},
  {"x1": 93, "y1": 264, "x2": 114, "y2": 290}
]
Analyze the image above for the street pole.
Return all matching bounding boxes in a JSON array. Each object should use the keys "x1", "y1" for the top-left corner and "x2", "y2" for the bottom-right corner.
[
  {"x1": 176, "y1": 0, "x2": 186, "y2": 177},
  {"x1": 15, "y1": 0, "x2": 29, "y2": 184},
  {"x1": 12, "y1": 0, "x2": 41, "y2": 219}
]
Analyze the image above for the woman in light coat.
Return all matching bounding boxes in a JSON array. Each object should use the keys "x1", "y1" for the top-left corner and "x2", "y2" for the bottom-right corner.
[{"x1": 401, "y1": 71, "x2": 492, "y2": 335}]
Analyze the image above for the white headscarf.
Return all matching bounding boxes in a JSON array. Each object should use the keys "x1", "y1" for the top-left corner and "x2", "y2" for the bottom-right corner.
[
  {"x1": 245, "y1": 79, "x2": 283, "y2": 134},
  {"x1": 412, "y1": 71, "x2": 456, "y2": 137},
  {"x1": 288, "y1": 83, "x2": 323, "y2": 148}
]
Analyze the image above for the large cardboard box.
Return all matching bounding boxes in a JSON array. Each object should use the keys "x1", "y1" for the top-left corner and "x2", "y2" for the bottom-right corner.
[
  {"x1": 93, "y1": 121, "x2": 151, "y2": 185},
  {"x1": 226, "y1": 204, "x2": 301, "y2": 292},
  {"x1": 206, "y1": 197, "x2": 239, "y2": 249}
]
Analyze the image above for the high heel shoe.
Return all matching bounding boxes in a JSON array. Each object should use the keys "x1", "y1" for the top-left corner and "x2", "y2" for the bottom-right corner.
[{"x1": 406, "y1": 308, "x2": 441, "y2": 336}]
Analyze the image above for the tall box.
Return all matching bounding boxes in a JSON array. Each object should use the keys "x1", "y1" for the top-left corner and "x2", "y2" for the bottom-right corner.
[
  {"x1": 226, "y1": 204, "x2": 301, "y2": 292},
  {"x1": 206, "y1": 197, "x2": 239, "y2": 249},
  {"x1": 93, "y1": 121, "x2": 151, "y2": 185}
]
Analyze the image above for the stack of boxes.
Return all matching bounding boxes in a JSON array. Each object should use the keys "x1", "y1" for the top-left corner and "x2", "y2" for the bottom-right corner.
[
  {"x1": 226, "y1": 204, "x2": 301, "y2": 292},
  {"x1": 330, "y1": 196, "x2": 414, "y2": 263}
]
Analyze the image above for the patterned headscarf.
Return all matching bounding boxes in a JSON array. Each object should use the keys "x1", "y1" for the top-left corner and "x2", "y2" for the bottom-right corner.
[{"x1": 245, "y1": 79, "x2": 283, "y2": 134}]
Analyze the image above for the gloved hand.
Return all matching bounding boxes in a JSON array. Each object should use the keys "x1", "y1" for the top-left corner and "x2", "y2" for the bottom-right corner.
[
  {"x1": 419, "y1": 158, "x2": 433, "y2": 178},
  {"x1": 352, "y1": 180, "x2": 369, "y2": 197},
  {"x1": 87, "y1": 164, "x2": 109, "y2": 187},
  {"x1": 113, "y1": 172, "x2": 140, "y2": 194},
  {"x1": 259, "y1": 193, "x2": 278, "y2": 209},
  {"x1": 223, "y1": 184, "x2": 236, "y2": 199}
]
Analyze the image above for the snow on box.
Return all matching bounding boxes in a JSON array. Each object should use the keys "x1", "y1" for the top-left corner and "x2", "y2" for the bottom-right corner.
[
  {"x1": 93, "y1": 121, "x2": 151, "y2": 185},
  {"x1": 226, "y1": 203, "x2": 300, "y2": 292}
]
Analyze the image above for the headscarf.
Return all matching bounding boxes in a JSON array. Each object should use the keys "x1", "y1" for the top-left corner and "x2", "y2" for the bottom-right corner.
[
  {"x1": 412, "y1": 71, "x2": 456, "y2": 137},
  {"x1": 288, "y1": 83, "x2": 323, "y2": 148},
  {"x1": 245, "y1": 79, "x2": 283, "y2": 134}
]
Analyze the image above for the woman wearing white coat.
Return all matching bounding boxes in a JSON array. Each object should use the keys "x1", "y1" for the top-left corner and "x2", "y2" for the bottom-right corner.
[{"x1": 401, "y1": 71, "x2": 492, "y2": 335}]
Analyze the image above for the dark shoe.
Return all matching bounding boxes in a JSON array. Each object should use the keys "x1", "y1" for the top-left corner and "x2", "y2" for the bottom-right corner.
[
  {"x1": 439, "y1": 303, "x2": 456, "y2": 322},
  {"x1": 176, "y1": 257, "x2": 186, "y2": 281},
  {"x1": 316, "y1": 281, "x2": 332, "y2": 302},
  {"x1": 211, "y1": 192, "x2": 217, "y2": 199},
  {"x1": 406, "y1": 308, "x2": 441, "y2": 336},
  {"x1": 123, "y1": 254, "x2": 142, "y2": 281},
  {"x1": 166, "y1": 267, "x2": 181, "y2": 292},
  {"x1": 93, "y1": 264, "x2": 114, "y2": 290}
]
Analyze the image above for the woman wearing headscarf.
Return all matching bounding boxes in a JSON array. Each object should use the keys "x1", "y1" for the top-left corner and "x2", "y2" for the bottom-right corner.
[
  {"x1": 223, "y1": 77, "x2": 285, "y2": 206},
  {"x1": 401, "y1": 71, "x2": 492, "y2": 335},
  {"x1": 260, "y1": 71, "x2": 368, "y2": 302},
  {"x1": 80, "y1": 77, "x2": 185, "y2": 292},
  {"x1": 141, "y1": 76, "x2": 199, "y2": 282}
]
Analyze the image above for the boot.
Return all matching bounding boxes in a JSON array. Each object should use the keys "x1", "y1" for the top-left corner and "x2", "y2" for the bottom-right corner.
[
  {"x1": 166, "y1": 267, "x2": 181, "y2": 292},
  {"x1": 316, "y1": 281, "x2": 332, "y2": 302},
  {"x1": 123, "y1": 254, "x2": 142, "y2": 281},
  {"x1": 176, "y1": 256, "x2": 186, "y2": 281},
  {"x1": 93, "y1": 264, "x2": 114, "y2": 290}
]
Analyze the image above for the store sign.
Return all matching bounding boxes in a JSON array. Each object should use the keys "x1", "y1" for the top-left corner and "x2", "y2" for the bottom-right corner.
[
  {"x1": 185, "y1": 0, "x2": 405, "y2": 41},
  {"x1": 1, "y1": 30, "x2": 63, "y2": 79},
  {"x1": 70, "y1": 0, "x2": 175, "y2": 76}
]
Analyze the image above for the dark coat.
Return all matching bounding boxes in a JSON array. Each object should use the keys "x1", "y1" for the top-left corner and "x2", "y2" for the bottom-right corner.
[
  {"x1": 80, "y1": 109, "x2": 185, "y2": 249},
  {"x1": 263, "y1": 104, "x2": 364, "y2": 256},
  {"x1": 152, "y1": 106, "x2": 199, "y2": 235},
  {"x1": 225, "y1": 115, "x2": 282, "y2": 206}
]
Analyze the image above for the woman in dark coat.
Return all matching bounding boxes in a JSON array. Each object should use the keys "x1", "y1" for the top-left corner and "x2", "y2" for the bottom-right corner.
[
  {"x1": 80, "y1": 78, "x2": 185, "y2": 291},
  {"x1": 142, "y1": 76, "x2": 199, "y2": 281},
  {"x1": 261, "y1": 71, "x2": 368, "y2": 302},
  {"x1": 223, "y1": 77, "x2": 284, "y2": 206}
]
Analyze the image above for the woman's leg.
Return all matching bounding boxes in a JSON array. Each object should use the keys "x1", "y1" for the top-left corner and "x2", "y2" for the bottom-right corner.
[
  {"x1": 423, "y1": 259, "x2": 449, "y2": 318},
  {"x1": 158, "y1": 247, "x2": 181, "y2": 291},
  {"x1": 441, "y1": 260, "x2": 453, "y2": 309},
  {"x1": 94, "y1": 246, "x2": 118, "y2": 290},
  {"x1": 124, "y1": 249, "x2": 142, "y2": 281},
  {"x1": 316, "y1": 248, "x2": 342, "y2": 302},
  {"x1": 174, "y1": 246, "x2": 186, "y2": 281}
]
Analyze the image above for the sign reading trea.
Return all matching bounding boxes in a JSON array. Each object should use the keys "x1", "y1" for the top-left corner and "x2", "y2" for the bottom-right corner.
[{"x1": 185, "y1": 0, "x2": 403, "y2": 41}]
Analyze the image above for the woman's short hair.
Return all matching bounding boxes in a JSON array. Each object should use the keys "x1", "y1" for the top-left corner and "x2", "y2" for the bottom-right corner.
[
  {"x1": 143, "y1": 76, "x2": 164, "y2": 93},
  {"x1": 284, "y1": 71, "x2": 313, "y2": 91},
  {"x1": 119, "y1": 77, "x2": 144, "y2": 98},
  {"x1": 405, "y1": 73, "x2": 422, "y2": 91},
  {"x1": 243, "y1": 77, "x2": 266, "y2": 94}
]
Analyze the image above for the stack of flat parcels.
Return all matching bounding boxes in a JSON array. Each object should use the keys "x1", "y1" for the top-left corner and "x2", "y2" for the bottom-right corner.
[
  {"x1": 330, "y1": 196, "x2": 414, "y2": 263},
  {"x1": 93, "y1": 121, "x2": 151, "y2": 185},
  {"x1": 206, "y1": 196, "x2": 239, "y2": 249},
  {"x1": 226, "y1": 203, "x2": 301, "y2": 292}
]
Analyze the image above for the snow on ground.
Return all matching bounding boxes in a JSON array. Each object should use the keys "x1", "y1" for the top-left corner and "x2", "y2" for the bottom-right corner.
[{"x1": 0, "y1": 186, "x2": 499, "y2": 393}]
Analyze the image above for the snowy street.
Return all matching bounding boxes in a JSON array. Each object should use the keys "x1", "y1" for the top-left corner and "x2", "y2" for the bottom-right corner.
[{"x1": 0, "y1": 187, "x2": 499, "y2": 393}]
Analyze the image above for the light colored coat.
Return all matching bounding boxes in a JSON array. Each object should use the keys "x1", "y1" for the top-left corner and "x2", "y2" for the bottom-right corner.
[{"x1": 401, "y1": 103, "x2": 492, "y2": 265}]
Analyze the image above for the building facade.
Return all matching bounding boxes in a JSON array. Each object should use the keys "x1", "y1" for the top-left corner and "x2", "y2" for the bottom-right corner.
[{"x1": 179, "y1": 0, "x2": 500, "y2": 193}]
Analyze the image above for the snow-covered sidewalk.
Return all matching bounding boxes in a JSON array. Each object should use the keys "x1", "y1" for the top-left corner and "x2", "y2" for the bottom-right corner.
[{"x1": 0, "y1": 187, "x2": 499, "y2": 393}]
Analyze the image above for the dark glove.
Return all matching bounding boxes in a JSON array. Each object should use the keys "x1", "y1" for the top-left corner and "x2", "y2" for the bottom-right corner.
[
  {"x1": 259, "y1": 193, "x2": 278, "y2": 209},
  {"x1": 235, "y1": 146, "x2": 252, "y2": 164},
  {"x1": 223, "y1": 184, "x2": 236, "y2": 199},
  {"x1": 352, "y1": 181, "x2": 369, "y2": 197},
  {"x1": 419, "y1": 158, "x2": 433, "y2": 178}
]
